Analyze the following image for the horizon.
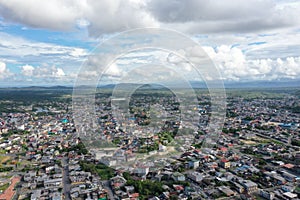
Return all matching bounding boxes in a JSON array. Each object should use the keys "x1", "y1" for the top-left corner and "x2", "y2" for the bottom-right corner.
[{"x1": 0, "y1": 80, "x2": 299, "y2": 89}]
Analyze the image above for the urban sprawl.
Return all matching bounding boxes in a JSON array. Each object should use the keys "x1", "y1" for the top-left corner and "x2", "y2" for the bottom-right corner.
[{"x1": 0, "y1": 88, "x2": 299, "y2": 200}]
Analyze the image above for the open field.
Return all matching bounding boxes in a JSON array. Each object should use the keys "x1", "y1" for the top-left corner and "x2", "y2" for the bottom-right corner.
[{"x1": 0, "y1": 155, "x2": 10, "y2": 165}]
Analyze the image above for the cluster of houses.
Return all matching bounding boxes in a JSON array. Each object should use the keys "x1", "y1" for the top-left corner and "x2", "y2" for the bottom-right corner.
[
  {"x1": 68, "y1": 159, "x2": 107, "y2": 200},
  {"x1": 0, "y1": 111, "x2": 108, "y2": 200},
  {"x1": 0, "y1": 90, "x2": 299, "y2": 199}
]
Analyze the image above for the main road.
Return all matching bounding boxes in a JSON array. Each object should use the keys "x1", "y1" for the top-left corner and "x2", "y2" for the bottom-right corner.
[{"x1": 62, "y1": 157, "x2": 71, "y2": 200}]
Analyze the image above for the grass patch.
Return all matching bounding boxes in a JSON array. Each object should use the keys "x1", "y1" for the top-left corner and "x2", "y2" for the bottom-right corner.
[
  {"x1": 0, "y1": 156, "x2": 10, "y2": 164},
  {"x1": 79, "y1": 161, "x2": 115, "y2": 180},
  {"x1": 0, "y1": 183, "x2": 9, "y2": 192}
]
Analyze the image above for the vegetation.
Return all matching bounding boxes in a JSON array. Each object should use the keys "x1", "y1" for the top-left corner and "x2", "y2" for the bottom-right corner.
[
  {"x1": 138, "y1": 140, "x2": 159, "y2": 153},
  {"x1": 64, "y1": 142, "x2": 88, "y2": 154},
  {"x1": 0, "y1": 87, "x2": 72, "y2": 113},
  {"x1": 295, "y1": 186, "x2": 300, "y2": 193},
  {"x1": 79, "y1": 161, "x2": 115, "y2": 180},
  {"x1": 243, "y1": 116, "x2": 254, "y2": 121},
  {"x1": 291, "y1": 140, "x2": 300, "y2": 147},
  {"x1": 222, "y1": 127, "x2": 241, "y2": 134},
  {"x1": 0, "y1": 155, "x2": 10, "y2": 164},
  {"x1": 192, "y1": 141, "x2": 203, "y2": 149},
  {"x1": 0, "y1": 166, "x2": 13, "y2": 172},
  {"x1": 158, "y1": 131, "x2": 175, "y2": 144},
  {"x1": 284, "y1": 106, "x2": 300, "y2": 113},
  {"x1": 0, "y1": 183, "x2": 9, "y2": 192},
  {"x1": 112, "y1": 138, "x2": 121, "y2": 146},
  {"x1": 123, "y1": 172, "x2": 164, "y2": 199}
]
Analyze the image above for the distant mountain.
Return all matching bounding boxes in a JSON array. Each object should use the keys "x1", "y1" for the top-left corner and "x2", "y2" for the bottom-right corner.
[
  {"x1": 98, "y1": 83, "x2": 166, "y2": 89},
  {"x1": 1, "y1": 79, "x2": 299, "y2": 90},
  {"x1": 98, "y1": 84, "x2": 116, "y2": 89},
  {"x1": 24, "y1": 86, "x2": 72, "y2": 90},
  {"x1": 0, "y1": 85, "x2": 73, "y2": 90},
  {"x1": 223, "y1": 80, "x2": 300, "y2": 88}
]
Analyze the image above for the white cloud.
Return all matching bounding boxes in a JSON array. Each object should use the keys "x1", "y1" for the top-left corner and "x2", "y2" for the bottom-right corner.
[
  {"x1": 76, "y1": 18, "x2": 90, "y2": 29},
  {"x1": 20, "y1": 64, "x2": 66, "y2": 79},
  {"x1": 276, "y1": 57, "x2": 300, "y2": 76},
  {"x1": 0, "y1": 0, "x2": 159, "y2": 36},
  {"x1": 0, "y1": 61, "x2": 12, "y2": 79},
  {"x1": 2, "y1": 0, "x2": 299, "y2": 36},
  {"x1": 204, "y1": 46, "x2": 248, "y2": 78},
  {"x1": 1, "y1": 1, "x2": 300, "y2": 84},
  {"x1": 54, "y1": 67, "x2": 66, "y2": 77},
  {"x1": 203, "y1": 45, "x2": 300, "y2": 80},
  {"x1": 147, "y1": 0, "x2": 300, "y2": 34},
  {"x1": 21, "y1": 64, "x2": 34, "y2": 76},
  {"x1": 34, "y1": 66, "x2": 66, "y2": 78},
  {"x1": 0, "y1": 32, "x2": 87, "y2": 63},
  {"x1": 0, "y1": 32, "x2": 88, "y2": 81},
  {"x1": 105, "y1": 63, "x2": 121, "y2": 77},
  {"x1": 0, "y1": 0, "x2": 81, "y2": 31},
  {"x1": 0, "y1": 61, "x2": 5, "y2": 73}
]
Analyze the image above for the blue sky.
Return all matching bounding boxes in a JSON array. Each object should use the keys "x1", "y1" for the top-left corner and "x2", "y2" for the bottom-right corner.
[{"x1": 0, "y1": 0, "x2": 300, "y2": 86}]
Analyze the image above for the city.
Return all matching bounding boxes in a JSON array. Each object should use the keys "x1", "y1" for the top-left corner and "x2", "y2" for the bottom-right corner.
[
  {"x1": 0, "y1": 1, "x2": 300, "y2": 199},
  {"x1": 0, "y1": 87, "x2": 299, "y2": 199}
]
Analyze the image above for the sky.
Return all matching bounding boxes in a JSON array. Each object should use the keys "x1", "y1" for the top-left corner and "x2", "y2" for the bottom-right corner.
[{"x1": 0, "y1": 0, "x2": 300, "y2": 86}]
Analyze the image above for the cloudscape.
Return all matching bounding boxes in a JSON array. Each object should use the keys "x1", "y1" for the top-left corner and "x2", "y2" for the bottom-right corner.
[{"x1": 0, "y1": 0, "x2": 300, "y2": 86}]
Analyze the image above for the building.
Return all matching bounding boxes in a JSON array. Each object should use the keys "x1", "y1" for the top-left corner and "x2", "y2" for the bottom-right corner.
[
  {"x1": 218, "y1": 186, "x2": 236, "y2": 197},
  {"x1": 240, "y1": 180, "x2": 258, "y2": 193},
  {"x1": 171, "y1": 172, "x2": 186, "y2": 182},
  {"x1": 44, "y1": 178, "x2": 62, "y2": 188},
  {"x1": 188, "y1": 172, "x2": 203, "y2": 182},
  {"x1": 283, "y1": 192, "x2": 298, "y2": 200},
  {"x1": 188, "y1": 159, "x2": 199, "y2": 169},
  {"x1": 219, "y1": 159, "x2": 231, "y2": 169},
  {"x1": 282, "y1": 184, "x2": 296, "y2": 193},
  {"x1": 232, "y1": 182, "x2": 244, "y2": 194},
  {"x1": 134, "y1": 166, "x2": 149, "y2": 177},
  {"x1": 281, "y1": 171, "x2": 297, "y2": 182},
  {"x1": 260, "y1": 190, "x2": 275, "y2": 200}
]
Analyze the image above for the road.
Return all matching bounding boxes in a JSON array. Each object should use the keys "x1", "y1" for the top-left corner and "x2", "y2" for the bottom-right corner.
[
  {"x1": 62, "y1": 157, "x2": 71, "y2": 200},
  {"x1": 255, "y1": 132, "x2": 299, "y2": 149},
  {"x1": 101, "y1": 180, "x2": 114, "y2": 200}
]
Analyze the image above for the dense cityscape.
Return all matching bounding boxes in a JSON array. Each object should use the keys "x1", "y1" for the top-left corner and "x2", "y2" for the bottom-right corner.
[{"x1": 0, "y1": 87, "x2": 299, "y2": 200}]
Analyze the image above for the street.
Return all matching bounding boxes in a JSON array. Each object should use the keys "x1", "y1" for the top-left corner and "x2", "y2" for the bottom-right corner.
[
  {"x1": 62, "y1": 157, "x2": 71, "y2": 200},
  {"x1": 101, "y1": 180, "x2": 114, "y2": 200}
]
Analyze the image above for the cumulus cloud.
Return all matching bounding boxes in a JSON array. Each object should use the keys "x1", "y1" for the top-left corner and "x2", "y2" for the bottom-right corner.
[
  {"x1": 204, "y1": 45, "x2": 248, "y2": 79},
  {"x1": 0, "y1": 61, "x2": 12, "y2": 79},
  {"x1": 105, "y1": 63, "x2": 121, "y2": 77},
  {"x1": 20, "y1": 64, "x2": 65, "y2": 79},
  {"x1": 0, "y1": 0, "x2": 299, "y2": 35},
  {"x1": 0, "y1": 0, "x2": 80, "y2": 31},
  {"x1": 203, "y1": 45, "x2": 300, "y2": 80},
  {"x1": 147, "y1": 0, "x2": 300, "y2": 33},
  {"x1": 55, "y1": 68, "x2": 66, "y2": 77},
  {"x1": 0, "y1": 61, "x2": 5, "y2": 72},
  {"x1": 158, "y1": 43, "x2": 300, "y2": 81},
  {"x1": 276, "y1": 57, "x2": 300, "y2": 77},
  {"x1": 21, "y1": 64, "x2": 34, "y2": 76},
  {"x1": 35, "y1": 66, "x2": 66, "y2": 78},
  {"x1": 0, "y1": 0, "x2": 158, "y2": 36},
  {"x1": 0, "y1": 1, "x2": 300, "y2": 84}
]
